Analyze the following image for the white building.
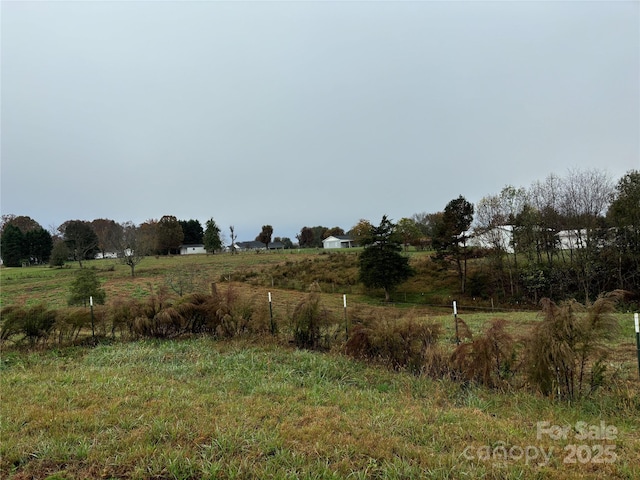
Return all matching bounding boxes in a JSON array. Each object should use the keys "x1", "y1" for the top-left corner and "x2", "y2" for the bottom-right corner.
[
  {"x1": 179, "y1": 244, "x2": 207, "y2": 255},
  {"x1": 468, "y1": 225, "x2": 515, "y2": 253},
  {"x1": 322, "y1": 235, "x2": 355, "y2": 249}
]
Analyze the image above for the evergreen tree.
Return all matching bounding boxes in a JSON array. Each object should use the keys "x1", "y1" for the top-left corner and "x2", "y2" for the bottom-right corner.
[
  {"x1": 0, "y1": 224, "x2": 25, "y2": 267},
  {"x1": 179, "y1": 219, "x2": 204, "y2": 244},
  {"x1": 433, "y1": 195, "x2": 475, "y2": 293},
  {"x1": 358, "y1": 215, "x2": 414, "y2": 301},
  {"x1": 68, "y1": 269, "x2": 106, "y2": 307},
  {"x1": 203, "y1": 218, "x2": 223, "y2": 253},
  {"x1": 25, "y1": 228, "x2": 53, "y2": 264}
]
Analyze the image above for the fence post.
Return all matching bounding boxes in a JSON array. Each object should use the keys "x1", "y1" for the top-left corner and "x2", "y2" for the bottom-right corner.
[
  {"x1": 268, "y1": 292, "x2": 275, "y2": 335},
  {"x1": 344, "y1": 294, "x2": 348, "y2": 338},
  {"x1": 635, "y1": 313, "x2": 639, "y2": 379},
  {"x1": 454, "y1": 301, "x2": 459, "y2": 345},
  {"x1": 90, "y1": 296, "x2": 95, "y2": 341}
]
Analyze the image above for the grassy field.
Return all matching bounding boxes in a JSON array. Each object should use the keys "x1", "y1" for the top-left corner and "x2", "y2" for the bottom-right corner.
[
  {"x1": 1, "y1": 252, "x2": 639, "y2": 479},
  {"x1": 2, "y1": 338, "x2": 639, "y2": 479}
]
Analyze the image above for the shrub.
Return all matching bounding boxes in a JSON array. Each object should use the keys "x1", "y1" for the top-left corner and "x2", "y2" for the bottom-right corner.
[
  {"x1": 450, "y1": 318, "x2": 518, "y2": 389},
  {"x1": 524, "y1": 293, "x2": 620, "y2": 400},
  {"x1": 175, "y1": 293, "x2": 222, "y2": 334},
  {"x1": 0, "y1": 304, "x2": 57, "y2": 345},
  {"x1": 108, "y1": 298, "x2": 145, "y2": 339},
  {"x1": 68, "y1": 268, "x2": 106, "y2": 307},
  {"x1": 345, "y1": 314, "x2": 442, "y2": 374},
  {"x1": 55, "y1": 308, "x2": 91, "y2": 343},
  {"x1": 291, "y1": 290, "x2": 334, "y2": 349}
]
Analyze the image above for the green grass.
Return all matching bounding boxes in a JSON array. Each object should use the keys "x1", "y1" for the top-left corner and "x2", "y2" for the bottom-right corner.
[{"x1": 2, "y1": 338, "x2": 638, "y2": 479}]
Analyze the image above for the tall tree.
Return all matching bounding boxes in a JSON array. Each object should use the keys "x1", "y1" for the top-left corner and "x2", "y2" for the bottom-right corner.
[
  {"x1": 179, "y1": 219, "x2": 204, "y2": 245},
  {"x1": 157, "y1": 215, "x2": 184, "y2": 255},
  {"x1": 49, "y1": 240, "x2": 70, "y2": 268},
  {"x1": 607, "y1": 170, "x2": 640, "y2": 291},
  {"x1": 0, "y1": 224, "x2": 25, "y2": 267},
  {"x1": 529, "y1": 174, "x2": 563, "y2": 266},
  {"x1": 358, "y1": 215, "x2": 414, "y2": 302},
  {"x1": 91, "y1": 219, "x2": 123, "y2": 258},
  {"x1": 349, "y1": 219, "x2": 373, "y2": 247},
  {"x1": 61, "y1": 220, "x2": 99, "y2": 268},
  {"x1": 256, "y1": 225, "x2": 274, "y2": 249},
  {"x1": 25, "y1": 228, "x2": 53, "y2": 264},
  {"x1": 396, "y1": 217, "x2": 422, "y2": 252},
  {"x1": 139, "y1": 219, "x2": 160, "y2": 255},
  {"x1": 434, "y1": 196, "x2": 474, "y2": 293},
  {"x1": 474, "y1": 186, "x2": 526, "y2": 297},
  {"x1": 560, "y1": 169, "x2": 614, "y2": 301},
  {"x1": 297, "y1": 227, "x2": 315, "y2": 248},
  {"x1": 203, "y1": 218, "x2": 223, "y2": 253}
]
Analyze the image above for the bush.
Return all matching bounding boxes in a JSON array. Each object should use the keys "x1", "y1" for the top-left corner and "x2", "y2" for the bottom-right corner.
[
  {"x1": 55, "y1": 308, "x2": 91, "y2": 343},
  {"x1": 450, "y1": 319, "x2": 519, "y2": 389},
  {"x1": 524, "y1": 293, "x2": 620, "y2": 400},
  {"x1": 345, "y1": 314, "x2": 443, "y2": 374},
  {"x1": 68, "y1": 268, "x2": 106, "y2": 307},
  {"x1": 0, "y1": 304, "x2": 57, "y2": 345},
  {"x1": 291, "y1": 291, "x2": 334, "y2": 350}
]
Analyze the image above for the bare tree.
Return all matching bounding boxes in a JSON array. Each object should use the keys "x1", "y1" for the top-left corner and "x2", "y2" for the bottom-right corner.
[
  {"x1": 229, "y1": 225, "x2": 237, "y2": 254},
  {"x1": 117, "y1": 222, "x2": 149, "y2": 277},
  {"x1": 559, "y1": 169, "x2": 614, "y2": 301},
  {"x1": 529, "y1": 174, "x2": 564, "y2": 266},
  {"x1": 475, "y1": 185, "x2": 528, "y2": 296},
  {"x1": 60, "y1": 220, "x2": 99, "y2": 268}
]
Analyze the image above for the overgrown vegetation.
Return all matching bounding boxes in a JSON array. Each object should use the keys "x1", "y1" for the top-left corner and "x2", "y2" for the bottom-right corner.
[
  {"x1": 1, "y1": 278, "x2": 633, "y2": 402},
  {"x1": 525, "y1": 293, "x2": 621, "y2": 400}
]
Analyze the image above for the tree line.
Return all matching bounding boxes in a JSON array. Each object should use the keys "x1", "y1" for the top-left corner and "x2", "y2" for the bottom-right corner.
[
  {"x1": 423, "y1": 169, "x2": 639, "y2": 304},
  {"x1": 2, "y1": 168, "x2": 638, "y2": 303}
]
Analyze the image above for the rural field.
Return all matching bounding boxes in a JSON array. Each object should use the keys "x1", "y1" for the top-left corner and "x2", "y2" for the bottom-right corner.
[{"x1": 1, "y1": 251, "x2": 639, "y2": 479}]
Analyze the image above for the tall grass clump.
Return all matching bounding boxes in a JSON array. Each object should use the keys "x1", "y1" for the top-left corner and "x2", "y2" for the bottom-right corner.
[
  {"x1": 128, "y1": 284, "x2": 269, "y2": 339},
  {"x1": 450, "y1": 318, "x2": 519, "y2": 389},
  {"x1": 0, "y1": 304, "x2": 57, "y2": 346},
  {"x1": 345, "y1": 313, "x2": 445, "y2": 374},
  {"x1": 54, "y1": 307, "x2": 91, "y2": 343},
  {"x1": 291, "y1": 289, "x2": 335, "y2": 349},
  {"x1": 524, "y1": 293, "x2": 620, "y2": 400}
]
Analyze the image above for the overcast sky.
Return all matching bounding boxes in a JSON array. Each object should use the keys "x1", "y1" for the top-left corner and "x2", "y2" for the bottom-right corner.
[{"x1": 1, "y1": 1, "x2": 638, "y2": 242}]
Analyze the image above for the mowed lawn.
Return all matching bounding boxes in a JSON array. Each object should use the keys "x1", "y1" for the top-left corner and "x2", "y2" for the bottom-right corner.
[{"x1": 1, "y1": 337, "x2": 639, "y2": 480}]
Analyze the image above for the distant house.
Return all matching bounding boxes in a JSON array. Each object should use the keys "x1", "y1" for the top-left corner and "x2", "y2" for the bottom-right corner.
[
  {"x1": 233, "y1": 240, "x2": 285, "y2": 252},
  {"x1": 95, "y1": 251, "x2": 119, "y2": 259},
  {"x1": 322, "y1": 235, "x2": 355, "y2": 249},
  {"x1": 179, "y1": 244, "x2": 207, "y2": 255}
]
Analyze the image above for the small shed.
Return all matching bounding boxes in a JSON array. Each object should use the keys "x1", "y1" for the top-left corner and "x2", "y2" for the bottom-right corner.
[
  {"x1": 322, "y1": 235, "x2": 354, "y2": 249},
  {"x1": 179, "y1": 244, "x2": 207, "y2": 255}
]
